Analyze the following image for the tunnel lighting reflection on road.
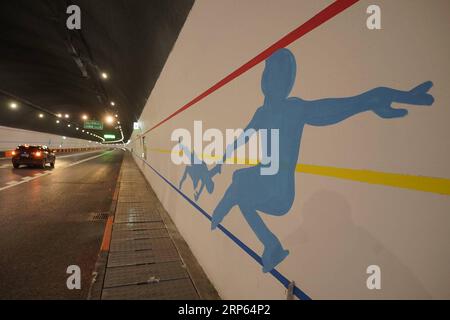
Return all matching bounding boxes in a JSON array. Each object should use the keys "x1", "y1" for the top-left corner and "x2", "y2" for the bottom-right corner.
[
  {"x1": 101, "y1": 72, "x2": 108, "y2": 80},
  {"x1": 38, "y1": 113, "x2": 44, "y2": 118},
  {"x1": 10, "y1": 102, "x2": 18, "y2": 109}
]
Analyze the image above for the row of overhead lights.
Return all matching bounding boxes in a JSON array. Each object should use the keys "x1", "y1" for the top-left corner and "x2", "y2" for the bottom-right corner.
[
  {"x1": 9, "y1": 102, "x2": 91, "y2": 122},
  {"x1": 7, "y1": 101, "x2": 105, "y2": 141},
  {"x1": 7, "y1": 70, "x2": 122, "y2": 143},
  {"x1": 101, "y1": 72, "x2": 122, "y2": 132},
  {"x1": 10, "y1": 101, "x2": 118, "y2": 128},
  {"x1": 85, "y1": 70, "x2": 121, "y2": 142}
]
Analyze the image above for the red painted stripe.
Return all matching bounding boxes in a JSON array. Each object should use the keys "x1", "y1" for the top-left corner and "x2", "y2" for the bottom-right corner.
[{"x1": 143, "y1": 0, "x2": 359, "y2": 135}]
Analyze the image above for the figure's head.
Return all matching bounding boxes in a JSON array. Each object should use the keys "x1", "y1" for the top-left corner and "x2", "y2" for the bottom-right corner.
[{"x1": 261, "y1": 48, "x2": 297, "y2": 100}]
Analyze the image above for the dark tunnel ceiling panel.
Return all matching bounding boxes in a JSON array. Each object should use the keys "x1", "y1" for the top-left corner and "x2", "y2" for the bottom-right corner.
[{"x1": 0, "y1": 0, "x2": 194, "y2": 142}]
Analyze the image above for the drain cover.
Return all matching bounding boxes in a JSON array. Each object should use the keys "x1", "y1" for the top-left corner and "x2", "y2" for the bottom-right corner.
[{"x1": 89, "y1": 212, "x2": 109, "y2": 221}]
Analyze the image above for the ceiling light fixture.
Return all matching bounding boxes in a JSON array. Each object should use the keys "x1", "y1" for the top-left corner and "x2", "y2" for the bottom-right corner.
[{"x1": 105, "y1": 115, "x2": 115, "y2": 124}]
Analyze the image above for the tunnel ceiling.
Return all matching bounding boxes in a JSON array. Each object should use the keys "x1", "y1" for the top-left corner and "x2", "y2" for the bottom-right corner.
[{"x1": 0, "y1": 0, "x2": 194, "y2": 143}]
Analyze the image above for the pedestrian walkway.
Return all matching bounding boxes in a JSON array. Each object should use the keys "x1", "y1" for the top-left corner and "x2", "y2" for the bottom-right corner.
[{"x1": 90, "y1": 152, "x2": 219, "y2": 300}]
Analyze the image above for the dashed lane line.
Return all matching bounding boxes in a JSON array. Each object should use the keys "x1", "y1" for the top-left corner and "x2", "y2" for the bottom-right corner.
[
  {"x1": 0, "y1": 150, "x2": 106, "y2": 169},
  {"x1": 0, "y1": 150, "x2": 115, "y2": 192}
]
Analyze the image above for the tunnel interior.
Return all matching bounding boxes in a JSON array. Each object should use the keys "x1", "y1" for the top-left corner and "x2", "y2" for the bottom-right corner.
[{"x1": 0, "y1": 0, "x2": 194, "y2": 142}]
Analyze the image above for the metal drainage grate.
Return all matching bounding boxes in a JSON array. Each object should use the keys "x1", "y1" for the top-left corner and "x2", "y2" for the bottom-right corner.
[{"x1": 89, "y1": 212, "x2": 109, "y2": 222}]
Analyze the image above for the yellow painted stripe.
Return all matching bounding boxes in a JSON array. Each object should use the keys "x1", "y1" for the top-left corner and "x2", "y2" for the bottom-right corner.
[
  {"x1": 148, "y1": 148, "x2": 450, "y2": 196},
  {"x1": 296, "y1": 164, "x2": 450, "y2": 196},
  {"x1": 148, "y1": 148, "x2": 172, "y2": 154}
]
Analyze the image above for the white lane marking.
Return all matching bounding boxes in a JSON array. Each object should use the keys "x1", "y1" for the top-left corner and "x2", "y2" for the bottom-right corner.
[
  {"x1": 64, "y1": 151, "x2": 113, "y2": 168},
  {"x1": 56, "y1": 150, "x2": 105, "y2": 159},
  {"x1": 0, "y1": 150, "x2": 103, "y2": 162},
  {"x1": 0, "y1": 150, "x2": 115, "y2": 192},
  {"x1": 0, "y1": 151, "x2": 105, "y2": 168}
]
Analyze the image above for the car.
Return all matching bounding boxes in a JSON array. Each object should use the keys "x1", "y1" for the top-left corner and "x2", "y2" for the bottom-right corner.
[{"x1": 11, "y1": 145, "x2": 56, "y2": 169}]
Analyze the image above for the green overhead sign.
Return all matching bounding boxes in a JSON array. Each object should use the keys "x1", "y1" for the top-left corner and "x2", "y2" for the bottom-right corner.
[
  {"x1": 84, "y1": 120, "x2": 103, "y2": 130},
  {"x1": 104, "y1": 134, "x2": 116, "y2": 140}
]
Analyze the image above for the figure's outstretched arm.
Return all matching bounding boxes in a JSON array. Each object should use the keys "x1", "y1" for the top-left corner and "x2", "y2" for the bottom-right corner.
[
  {"x1": 305, "y1": 81, "x2": 434, "y2": 126},
  {"x1": 217, "y1": 109, "x2": 261, "y2": 167}
]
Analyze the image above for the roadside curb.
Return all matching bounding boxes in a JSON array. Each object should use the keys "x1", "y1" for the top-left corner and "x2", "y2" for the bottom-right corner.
[{"x1": 87, "y1": 159, "x2": 123, "y2": 300}]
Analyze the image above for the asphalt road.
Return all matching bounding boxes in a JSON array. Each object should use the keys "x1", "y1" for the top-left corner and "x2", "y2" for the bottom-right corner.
[{"x1": 0, "y1": 149, "x2": 124, "y2": 299}]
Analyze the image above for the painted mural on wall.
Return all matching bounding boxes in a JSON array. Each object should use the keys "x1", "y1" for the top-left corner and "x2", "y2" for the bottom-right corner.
[
  {"x1": 178, "y1": 140, "x2": 219, "y2": 201},
  {"x1": 178, "y1": 48, "x2": 434, "y2": 273}
]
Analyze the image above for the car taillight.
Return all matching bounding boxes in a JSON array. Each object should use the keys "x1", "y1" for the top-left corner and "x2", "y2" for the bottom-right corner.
[
  {"x1": 12, "y1": 151, "x2": 16, "y2": 156},
  {"x1": 34, "y1": 151, "x2": 42, "y2": 157}
]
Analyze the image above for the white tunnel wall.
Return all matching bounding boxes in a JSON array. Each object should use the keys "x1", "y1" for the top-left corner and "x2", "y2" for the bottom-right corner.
[
  {"x1": 0, "y1": 125, "x2": 103, "y2": 151},
  {"x1": 129, "y1": 0, "x2": 450, "y2": 299}
]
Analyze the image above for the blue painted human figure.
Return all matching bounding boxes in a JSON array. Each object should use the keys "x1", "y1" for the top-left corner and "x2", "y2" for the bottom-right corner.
[
  {"x1": 210, "y1": 48, "x2": 434, "y2": 272},
  {"x1": 178, "y1": 141, "x2": 220, "y2": 201}
]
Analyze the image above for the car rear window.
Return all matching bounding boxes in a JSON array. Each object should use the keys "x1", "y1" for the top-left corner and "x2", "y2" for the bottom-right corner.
[{"x1": 18, "y1": 146, "x2": 40, "y2": 151}]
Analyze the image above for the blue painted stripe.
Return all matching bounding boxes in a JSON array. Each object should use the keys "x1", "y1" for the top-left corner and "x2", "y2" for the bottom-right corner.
[{"x1": 134, "y1": 154, "x2": 312, "y2": 300}]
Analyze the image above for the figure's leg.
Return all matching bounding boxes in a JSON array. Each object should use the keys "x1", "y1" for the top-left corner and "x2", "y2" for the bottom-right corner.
[
  {"x1": 179, "y1": 168, "x2": 188, "y2": 189},
  {"x1": 194, "y1": 182, "x2": 205, "y2": 201},
  {"x1": 239, "y1": 204, "x2": 289, "y2": 273},
  {"x1": 192, "y1": 174, "x2": 199, "y2": 189},
  {"x1": 211, "y1": 184, "x2": 238, "y2": 229}
]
